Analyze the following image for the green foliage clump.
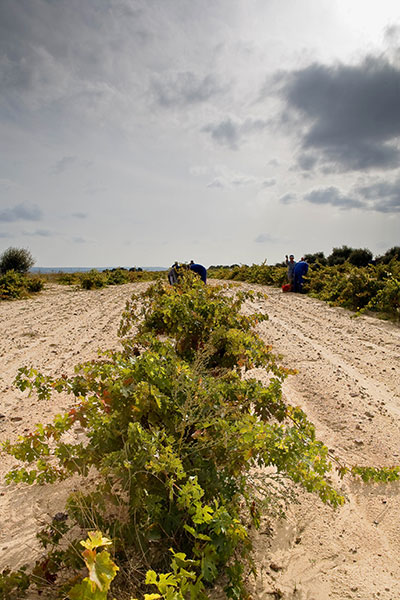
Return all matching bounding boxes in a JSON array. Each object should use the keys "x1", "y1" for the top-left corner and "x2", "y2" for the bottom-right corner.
[
  {"x1": 375, "y1": 246, "x2": 400, "y2": 264},
  {"x1": 71, "y1": 268, "x2": 163, "y2": 289},
  {"x1": 26, "y1": 276, "x2": 44, "y2": 293},
  {"x1": 0, "y1": 271, "x2": 44, "y2": 300},
  {"x1": 2, "y1": 273, "x2": 397, "y2": 598},
  {"x1": 105, "y1": 268, "x2": 129, "y2": 285},
  {"x1": 327, "y1": 245, "x2": 354, "y2": 266},
  {"x1": 303, "y1": 252, "x2": 327, "y2": 266},
  {"x1": 306, "y1": 263, "x2": 382, "y2": 310},
  {"x1": 209, "y1": 263, "x2": 286, "y2": 287},
  {"x1": 348, "y1": 248, "x2": 373, "y2": 267},
  {"x1": 0, "y1": 247, "x2": 35, "y2": 274},
  {"x1": 358, "y1": 272, "x2": 400, "y2": 321},
  {"x1": 56, "y1": 273, "x2": 80, "y2": 285},
  {"x1": 0, "y1": 270, "x2": 27, "y2": 299},
  {"x1": 0, "y1": 567, "x2": 30, "y2": 599},
  {"x1": 127, "y1": 269, "x2": 166, "y2": 283},
  {"x1": 80, "y1": 269, "x2": 108, "y2": 289}
]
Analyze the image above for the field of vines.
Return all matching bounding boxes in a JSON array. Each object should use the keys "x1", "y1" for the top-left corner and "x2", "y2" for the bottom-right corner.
[
  {"x1": 0, "y1": 268, "x2": 163, "y2": 300},
  {"x1": 1, "y1": 272, "x2": 397, "y2": 599},
  {"x1": 209, "y1": 259, "x2": 400, "y2": 322}
]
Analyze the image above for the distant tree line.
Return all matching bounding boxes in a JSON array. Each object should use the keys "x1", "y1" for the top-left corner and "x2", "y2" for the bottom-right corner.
[
  {"x1": 209, "y1": 246, "x2": 400, "y2": 270},
  {"x1": 302, "y1": 245, "x2": 400, "y2": 268}
]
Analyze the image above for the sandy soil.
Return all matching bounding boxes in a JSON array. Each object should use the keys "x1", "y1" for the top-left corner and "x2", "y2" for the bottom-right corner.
[{"x1": 0, "y1": 281, "x2": 399, "y2": 600}]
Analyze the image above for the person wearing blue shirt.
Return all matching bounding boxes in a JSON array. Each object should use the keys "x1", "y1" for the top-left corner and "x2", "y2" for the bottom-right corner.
[
  {"x1": 189, "y1": 261, "x2": 207, "y2": 283},
  {"x1": 293, "y1": 258, "x2": 308, "y2": 293}
]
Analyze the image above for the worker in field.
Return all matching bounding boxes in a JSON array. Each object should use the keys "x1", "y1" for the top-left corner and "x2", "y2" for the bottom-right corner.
[
  {"x1": 189, "y1": 260, "x2": 207, "y2": 283},
  {"x1": 293, "y1": 257, "x2": 309, "y2": 293},
  {"x1": 168, "y1": 262, "x2": 181, "y2": 285},
  {"x1": 285, "y1": 254, "x2": 296, "y2": 289}
]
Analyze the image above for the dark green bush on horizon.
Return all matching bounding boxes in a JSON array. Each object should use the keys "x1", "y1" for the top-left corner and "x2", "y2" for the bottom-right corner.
[{"x1": 0, "y1": 247, "x2": 35, "y2": 274}]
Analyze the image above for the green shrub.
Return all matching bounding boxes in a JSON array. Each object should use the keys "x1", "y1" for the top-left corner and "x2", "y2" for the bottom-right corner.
[
  {"x1": 0, "y1": 271, "x2": 44, "y2": 300},
  {"x1": 359, "y1": 274, "x2": 400, "y2": 321},
  {"x1": 303, "y1": 252, "x2": 327, "y2": 266},
  {"x1": 0, "y1": 271, "x2": 28, "y2": 299},
  {"x1": 106, "y1": 268, "x2": 129, "y2": 285},
  {"x1": 306, "y1": 264, "x2": 382, "y2": 310},
  {"x1": 0, "y1": 247, "x2": 35, "y2": 274},
  {"x1": 327, "y1": 245, "x2": 353, "y2": 266},
  {"x1": 80, "y1": 269, "x2": 107, "y2": 289},
  {"x1": 376, "y1": 246, "x2": 400, "y2": 264},
  {"x1": 0, "y1": 567, "x2": 30, "y2": 599},
  {"x1": 348, "y1": 248, "x2": 373, "y2": 267},
  {"x1": 55, "y1": 273, "x2": 80, "y2": 285},
  {"x1": 26, "y1": 276, "x2": 44, "y2": 293},
  {"x1": 127, "y1": 270, "x2": 166, "y2": 282}
]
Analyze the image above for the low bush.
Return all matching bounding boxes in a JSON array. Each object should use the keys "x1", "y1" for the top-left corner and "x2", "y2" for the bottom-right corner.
[
  {"x1": 0, "y1": 271, "x2": 27, "y2": 299},
  {"x1": 127, "y1": 269, "x2": 166, "y2": 282},
  {"x1": 0, "y1": 247, "x2": 35, "y2": 274},
  {"x1": 56, "y1": 273, "x2": 80, "y2": 285},
  {"x1": 0, "y1": 271, "x2": 44, "y2": 300},
  {"x1": 80, "y1": 269, "x2": 107, "y2": 289},
  {"x1": 106, "y1": 268, "x2": 130, "y2": 285},
  {"x1": 358, "y1": 273, "x2": 400, "y2": 321},
  {"x1": 26, "y1": 277, "x2": 45, "y2": 293},
  {"x1": 306, "y1": 264, "x2": 383, "y2": 310}
]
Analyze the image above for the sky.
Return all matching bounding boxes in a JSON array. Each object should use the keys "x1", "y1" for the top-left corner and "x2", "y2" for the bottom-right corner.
[{"x1": 1, "y1": 0, "x2": 400, "y2": 268}]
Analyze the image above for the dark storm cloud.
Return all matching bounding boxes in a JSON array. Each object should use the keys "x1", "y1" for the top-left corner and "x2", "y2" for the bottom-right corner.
[
  {"x1": 356, "y1": 178, "x2": 400, "y2": 213},
  {"x1": 0, "y1": 203, "x2": 42, "y2": 222},
  {"x1": 303, "y1": 187, "x2": 363, "y2": 209},
  {"x1": 277, "y1": 56, "x2": 400, "y2": 172},
  {"x1": 203, "y1": 117, "x2": 268, "y2": 149},
  {"x1": 72, "y1": 212, "x2": 88, "y2": 219},
  {"x1": 297, "y1": 153, "x2": 318, "y2": 171},
  {"x1": 300, "y1": 181, "x2": 400, "y2": 213},
  {"x1": 151, "y1": 72, "x2": 223, "y2": 107}
]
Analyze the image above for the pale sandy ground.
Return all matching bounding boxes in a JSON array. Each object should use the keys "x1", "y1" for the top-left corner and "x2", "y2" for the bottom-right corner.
[{"x1": 0, "y1": 281, "x2": 399, "y2": 600}]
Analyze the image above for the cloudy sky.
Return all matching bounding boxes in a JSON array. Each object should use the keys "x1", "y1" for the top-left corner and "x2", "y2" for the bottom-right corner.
[{"x1": 1, "y1": 0, "x2": 399, "y2": 268}]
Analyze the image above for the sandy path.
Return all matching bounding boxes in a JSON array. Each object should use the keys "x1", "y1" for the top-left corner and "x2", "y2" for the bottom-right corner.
[
  {"x1": 0, "y1": 282, "x2": 148, "y2": 571},
  {"x1": 0, "y1": 281, "x2": 399, "y2": 600},
  {"x1": 238, "y1": 284, "x2": 400, "y2": 600}
]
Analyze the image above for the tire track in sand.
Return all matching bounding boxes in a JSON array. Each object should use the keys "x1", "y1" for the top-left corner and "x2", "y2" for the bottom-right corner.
[{"x1": 236, "y1": 282, "x2": 400, "y2": 600}]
